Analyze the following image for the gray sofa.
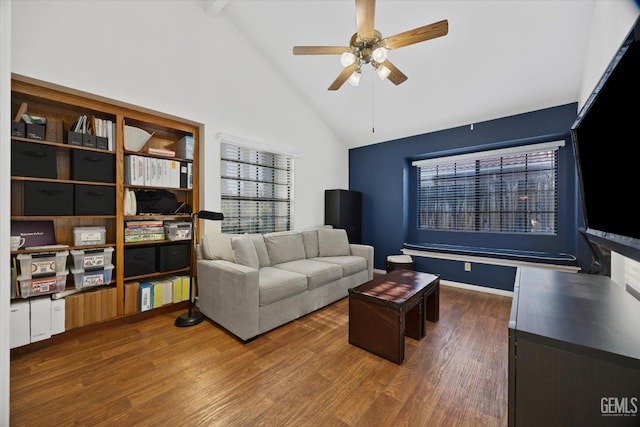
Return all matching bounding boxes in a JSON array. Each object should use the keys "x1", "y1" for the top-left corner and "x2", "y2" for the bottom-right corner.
[{"x1": 196, "y1": 227, "x2": 374, "y2": 341}]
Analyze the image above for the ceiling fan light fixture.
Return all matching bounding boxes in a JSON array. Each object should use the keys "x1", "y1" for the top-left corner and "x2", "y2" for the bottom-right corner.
[
  {"x1": 348, "y1": 69, "x2": 362, "y2": 87},
  {"x1": 376, "y1": 64, "x2": 391, "y2": 80},
  {"x1": 371, "y1": 46, "x2": 388, "y2": 63},
  {"x1": 340, "y1": 51, "x2": 357, "y2": 67}
]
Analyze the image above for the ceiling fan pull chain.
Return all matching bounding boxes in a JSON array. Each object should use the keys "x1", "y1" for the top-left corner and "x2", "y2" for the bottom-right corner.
[{"x1": 371, "y1": 73, "x2": 375, "y2": 133}]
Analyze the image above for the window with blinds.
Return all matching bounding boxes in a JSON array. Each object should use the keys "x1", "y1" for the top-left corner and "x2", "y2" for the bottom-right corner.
[
  {"x1": 220, "y1": 142, "x2": 294, "y2": 234},
  {"x1": 414, "y1": 141, "x2": 562, "y2": 234}
]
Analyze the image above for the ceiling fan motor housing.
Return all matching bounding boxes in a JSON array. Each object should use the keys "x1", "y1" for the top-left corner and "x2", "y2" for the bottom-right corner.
[{"x1": 350, "y1": 30, "x2": 384, "y2": 64}]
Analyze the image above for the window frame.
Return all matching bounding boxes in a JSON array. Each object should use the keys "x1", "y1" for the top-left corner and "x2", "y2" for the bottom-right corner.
[
  {"x1": 220, "y1": 138, "x2": 294, "y2": 234},
  {"x1": 412, "y1": 140, "x2": 563, "y2": 235}
]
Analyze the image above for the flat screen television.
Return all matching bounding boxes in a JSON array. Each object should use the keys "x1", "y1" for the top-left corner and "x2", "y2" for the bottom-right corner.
[{"x1": 571, "y1": 15, "x2": 640, "y2": 264}]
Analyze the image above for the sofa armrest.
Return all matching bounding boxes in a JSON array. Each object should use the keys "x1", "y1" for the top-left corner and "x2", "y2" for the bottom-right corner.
[
  {"x1": 196, "y1": 259, "x2": 260, "y2": 341},
  {"x1": 349, "y1": 244, "x2": 374, "y2": 280}
]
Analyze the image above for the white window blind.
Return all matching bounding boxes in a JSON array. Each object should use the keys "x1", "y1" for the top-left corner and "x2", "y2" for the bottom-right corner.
[
  {"x1": 415, "y1": 141, "x2": 562, "y2": 234},
  {"x1": 220, "y1": 141, "x2": 294, "y2": 234}
]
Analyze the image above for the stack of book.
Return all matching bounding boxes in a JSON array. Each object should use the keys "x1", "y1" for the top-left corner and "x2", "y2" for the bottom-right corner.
[{"x1": 124, "y1": 220, "x2": 165, "y2": 243}]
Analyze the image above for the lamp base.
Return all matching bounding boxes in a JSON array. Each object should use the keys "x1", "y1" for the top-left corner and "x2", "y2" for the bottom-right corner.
[{"x1": 174, "y1": 310, "x2": 205, "y2": 327}]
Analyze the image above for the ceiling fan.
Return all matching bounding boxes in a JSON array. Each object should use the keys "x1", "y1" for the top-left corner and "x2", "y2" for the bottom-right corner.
[{"x1": 292, "y1": 0, "x2": 448, "y2": 91}]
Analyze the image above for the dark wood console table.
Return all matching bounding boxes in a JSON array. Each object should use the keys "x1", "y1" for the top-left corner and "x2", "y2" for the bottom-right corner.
[{"x1": 509, "y1": 267, "x2": 640, "y2": 426}]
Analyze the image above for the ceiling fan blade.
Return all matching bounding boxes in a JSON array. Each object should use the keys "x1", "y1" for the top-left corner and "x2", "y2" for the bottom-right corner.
[
  {"x1": 355, "y1": 0, "x2": 376, "y2": 40},
  {"x1": 293, "y1": 46, "x2": 350, "y2": 55},
  {"x1": 381, "y1": 60, "x2": 408, "y2": 85},
  {"x1": 328, "y1": 63, "x2": 359, "y2": 91},
  {"x1": 383, "y1": 19, "x2": 449, "y2": 50}
]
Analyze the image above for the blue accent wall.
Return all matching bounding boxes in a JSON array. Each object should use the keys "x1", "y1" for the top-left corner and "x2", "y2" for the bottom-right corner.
[{"x1": 349, "y1": 103, "x2": 593, "y2": 291}]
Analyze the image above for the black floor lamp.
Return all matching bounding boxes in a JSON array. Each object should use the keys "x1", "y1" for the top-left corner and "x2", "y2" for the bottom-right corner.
[{"x1": 175, "y1": 210, "x2": 224, "y2": 327}]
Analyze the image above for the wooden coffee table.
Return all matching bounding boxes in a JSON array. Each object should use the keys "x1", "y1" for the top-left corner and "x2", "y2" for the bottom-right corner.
[{"x1": 348, "y1": 269, "x2": 440, "y2": 364}]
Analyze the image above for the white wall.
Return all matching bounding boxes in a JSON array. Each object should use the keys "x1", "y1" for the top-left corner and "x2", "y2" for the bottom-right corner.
[
  {"x1": 578, "y1": 0, "x2": 639, "y2": 109},
  {"x1": 10, "y1": 0, "x2": 349, "y2": 231},
  {"x1": 1, "y1": 2, "x2": 12, "y2": 424}
]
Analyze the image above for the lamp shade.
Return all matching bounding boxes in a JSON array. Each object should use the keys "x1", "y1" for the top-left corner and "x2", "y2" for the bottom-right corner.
[
  {"x1": 197, "y1": 210, "x2": 224, "y2": 221},
  {"x1": 376, "y1": 64, "x2": 391, "y2": 80},
  {"x1": 372, "y1": 47, "x2": 388, "y2": 63},
  {"x1": 340, "y1": 51, "x2": 357, "y2": 67},
  {"x1": 348, "y1": 69, "x2": 362, "y2": 87}
]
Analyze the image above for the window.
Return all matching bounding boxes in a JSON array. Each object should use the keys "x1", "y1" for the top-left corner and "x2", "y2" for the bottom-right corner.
[
  {"x1": 220, "y1": 141, "x2": 294, "y2": 234},
  {"x1": 413, "y1": 141, "x2": 563, "y2": 234}
]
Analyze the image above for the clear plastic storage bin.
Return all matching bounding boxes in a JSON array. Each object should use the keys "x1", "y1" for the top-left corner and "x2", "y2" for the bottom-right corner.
[
  {"x1": 71, "y1": 264, "x2": 114, "y2": 289},
  {"x1": 70, "y1": 247, "x2": 114, "y2": 270},
  {"x1": 164, "y1": 221, "x2": 191, "y2": 241},
  {"x1": 18, "y1": 270, "x2": 68, "y2": 297},
  {"x1": 17, "y1": 251, "x2": 68, "y2": 277},
  {"x1": 73, "y1": 226, "x2": 106, "y2": 246}
]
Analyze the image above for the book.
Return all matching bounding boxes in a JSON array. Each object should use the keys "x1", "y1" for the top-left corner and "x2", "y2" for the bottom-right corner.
[{"x1": 146, "y1": 147, "x2": 175, "y2": 157}]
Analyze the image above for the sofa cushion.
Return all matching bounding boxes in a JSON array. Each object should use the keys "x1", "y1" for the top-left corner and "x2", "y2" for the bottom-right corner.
[
  {"x1": 258, "y1": 267, "x2": 308, "y2": 306},
  {"x1": 201, "y1": 233, "x2": 235, "y2": 262},
  {"x1": 274, "y1": 259, "x2": 342, "y2": 290},
  {"x1": 249, "y1": 233, "x2": 270, "y2": 267},
  {"x1": 314, "y1": 256, "x2": 367, "y2": 277},
  {"x1": 231, "y1": 235, "x2": 259, "y2": 269},
  {"x1": 318, "y1": 228, "x2": 350, "y2": 257},
  {"x1": 301, "y1": 229, "x2": 319, "y2": 258},
  {"x1": 264, "y1": 232, "x2": 306, "y2": 265}
]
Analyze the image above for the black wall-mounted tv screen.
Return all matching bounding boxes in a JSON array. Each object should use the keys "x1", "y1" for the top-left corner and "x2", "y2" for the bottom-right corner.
[{"x1": 571, "y1": 15, "x2": 640, "y2": 262}]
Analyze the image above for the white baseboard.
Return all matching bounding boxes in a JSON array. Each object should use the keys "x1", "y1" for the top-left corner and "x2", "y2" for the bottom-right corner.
[
  {"x1": 440, "y1": 279, "x2": 513, "y2": 297},
  {"x1": 374, "y1": 269, "x2": 513, "y2": 297}
]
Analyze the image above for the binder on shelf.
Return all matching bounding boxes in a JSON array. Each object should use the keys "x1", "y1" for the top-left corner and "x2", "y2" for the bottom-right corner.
[
  {"x1": 169, "y1": 276, "x2": 182, "y2": 302},
  {"x1": 152, "y1": 281, "x2": 163, "y2": 308},
  {"x1": 139, "y1": 282, "x2": 153, "y2": 312},
  {"x1": 161, "y1": 279, "x2": 173, "y2": 305},
  {"x1": 180, "y1": 162, "x2": 188, "y2": 188},
  {"x1": 30, "y1": 296, "x2": 52, "y2": 343},
  {"x1": 51, "y1": 298, "x2": 65, "y2": 335},
  {"x1": 10, "y1": 300, "x2": 30, "y2": 349},
  {"x1": 182, "y1": 276, "x2": 191, "y2": 301}
]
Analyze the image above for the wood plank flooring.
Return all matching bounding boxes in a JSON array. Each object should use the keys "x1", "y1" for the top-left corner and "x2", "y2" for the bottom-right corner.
[{"x1": 10, "y1": 285, "x2": 512, "y2": 426}]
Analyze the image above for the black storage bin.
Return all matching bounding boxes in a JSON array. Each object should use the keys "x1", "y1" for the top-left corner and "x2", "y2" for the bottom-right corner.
[
  {"x1": 24, "y1": 181, "x2": 73, "y2": 216},
  {"x1": 11, "y1": 121, "x2": 25, "y2": 137},
  {"x1": 26, "y1": 123, "x2": 45, "y2": 140},
  {"x1": 156, "y1": 243, "x2": 189, "y2": 272},
  {"x1": 82, "y1": 133, "x2": 96, "y2": 148},
  {"x1": 74, "y1": 184, "x2": 115, "y2": 215},
  {"x1": 66, "y1": 131, "x2": 83, "y2": 146},
  {"x1": 11, "y1": 140, "x2": 57, "y2": 179},
  {"x1": 71, "y1": 150, "x2": 115, "y2": 183},
  {"x1": 95, "y1": 136, "x2": 109, "y2": 150},
  {"x1": 124, "y1": 246, "x2": 156, "y2": 277}
]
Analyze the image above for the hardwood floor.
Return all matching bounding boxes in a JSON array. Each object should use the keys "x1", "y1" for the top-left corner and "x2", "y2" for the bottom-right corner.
[{"x1": 10, "y1": 285, "x2": 512, "y2": 426}]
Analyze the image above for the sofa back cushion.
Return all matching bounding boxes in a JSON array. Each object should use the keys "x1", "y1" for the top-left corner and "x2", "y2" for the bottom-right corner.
[
  {"x1": 249, "y1": 233, "x2": 271, "y2": 267},
  {"x1": 301, "y1": 229, "x2": 319, "y2": 258},
  {"x1": 231, "y1": 234, "x2": 260, "y2": 269},
  {"x1": 200, "y1": 233, "x2": 235, "y2": 262},
  {"x1": 264, "y1": 232, "x2": 306, "y2": 265},
  {"x1": 318, "y1": 228, "x2": 350, "y2": 257}
]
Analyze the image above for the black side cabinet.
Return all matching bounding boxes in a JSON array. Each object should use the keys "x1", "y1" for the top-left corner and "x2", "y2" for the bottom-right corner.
[
  {"x1": 324, "y1": 189, "x2": 361, "y2": 244},
  {"x1": 509, "y1": 267, "x2": 640, "y2": 426}
]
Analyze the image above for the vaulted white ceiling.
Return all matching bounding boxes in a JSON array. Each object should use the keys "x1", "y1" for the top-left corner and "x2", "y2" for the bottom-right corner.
[{"x1": 216, "y1": 0, "x2": 595, "y2": 148}]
